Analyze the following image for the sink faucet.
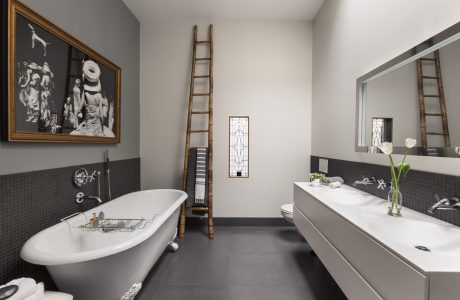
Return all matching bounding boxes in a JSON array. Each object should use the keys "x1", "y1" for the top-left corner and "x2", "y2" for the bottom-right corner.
[
  {"x1": 76, "y1": 192, "x2": 102, "y2": 205},
  {"x1": 352, "y1": 177, "x2": 376, "y2": 186},
  {"x1": 352, "y1": 177, "x2": 389, "y2": 190},
  {"x1": 428, "y1": 194, "x2": 460, "y2": 214}
]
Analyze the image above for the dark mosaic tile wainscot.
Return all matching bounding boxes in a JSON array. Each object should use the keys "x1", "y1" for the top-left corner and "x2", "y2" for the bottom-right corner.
[
  {"x1": 311, "y1": 156, "x2": 460, "y2": 227},
  {"x1": 0, "y1": 158, "x2": 140, "y2": 289}
]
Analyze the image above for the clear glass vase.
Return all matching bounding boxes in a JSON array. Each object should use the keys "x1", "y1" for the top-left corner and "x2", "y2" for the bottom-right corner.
[{"x1": 387, "y1": 187, "x2": 402, "y2": 216}]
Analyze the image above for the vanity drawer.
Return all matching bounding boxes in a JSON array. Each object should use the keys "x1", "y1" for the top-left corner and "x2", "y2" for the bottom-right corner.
[
  {"x1": 294, "y1": 206, "x2": 383, "y2": 300},
  {"x1": 294, "y1": 186, "x2": 429, "y2": 300}
]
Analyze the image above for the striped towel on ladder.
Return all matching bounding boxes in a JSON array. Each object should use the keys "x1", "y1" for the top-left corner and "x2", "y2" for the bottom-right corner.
[{"x1": 194, "y1": 148, "x2": 207, "y2": 205}]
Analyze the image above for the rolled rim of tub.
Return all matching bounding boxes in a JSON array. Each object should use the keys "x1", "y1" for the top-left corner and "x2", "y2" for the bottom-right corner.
[{"x1": 20, "y1": 189, "x2": 187, "y2": 266}]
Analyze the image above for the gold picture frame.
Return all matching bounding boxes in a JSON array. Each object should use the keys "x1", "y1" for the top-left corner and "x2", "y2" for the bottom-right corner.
[{"x1": 3, "y1": 0, "x2": 121, "y2": 143}]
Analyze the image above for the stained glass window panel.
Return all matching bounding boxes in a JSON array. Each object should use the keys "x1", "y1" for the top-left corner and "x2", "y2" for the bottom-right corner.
[
  {"x1": 371, "y1": 117, "x2": 393, "y2": 147},
  {"x1": 229, "y1": 116, "x2": 249, "y2": 178}
]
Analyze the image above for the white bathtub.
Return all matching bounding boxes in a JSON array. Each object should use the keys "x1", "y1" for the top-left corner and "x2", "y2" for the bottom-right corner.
[{"x1": 21, "y1": 189, "x2": 187, "y2": 300}]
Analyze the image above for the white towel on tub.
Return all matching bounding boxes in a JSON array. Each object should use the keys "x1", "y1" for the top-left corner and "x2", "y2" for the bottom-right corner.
[
  {"x1": 0, "y1": 278, "x2": 40, "y2": 300},
  {"x1": 44, "y1": 291, "x2": 73, "y2": 300},
  {"x1": 24, "y1": 282, "x2": 44, "y2": 300}
]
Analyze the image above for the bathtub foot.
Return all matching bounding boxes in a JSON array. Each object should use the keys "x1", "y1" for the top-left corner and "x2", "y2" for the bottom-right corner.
[
  {"x1": 168, "y1": 241, "x2": 179, "y2": 252},
  {"x1": 120, "y1": 283, "x2": 142, "y2": 300},
  {"x1": 168, "y1": 228, "x2": 179, "y2": 252}
]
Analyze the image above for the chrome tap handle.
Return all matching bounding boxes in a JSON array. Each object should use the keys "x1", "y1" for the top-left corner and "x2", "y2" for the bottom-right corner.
[
  {"x1": 377, "y1": 179, "x2": 386, "y2": 190},
  {"x1": 76, "y1": 192, "x2": 85, "y2": 204},
  {"x1": 435, "y1": 194, "x2": 442, "y2": 202},
  {"x1": 88, "y1": 170, "x2": 97, "y2": 182},
  {"x1": 434, "y1": 194, "x2": 449, "y2": 205}
]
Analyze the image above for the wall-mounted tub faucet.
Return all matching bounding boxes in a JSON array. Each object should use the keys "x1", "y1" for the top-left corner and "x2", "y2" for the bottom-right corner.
[
  {"x1": 73, "y1": 167, "x2": 103, "y2": 200},
  {"x1": 428, "y1": 194, "x2": 460, "y2": 214},
  {"x1": 76, "y1": 192, "x2": 102, "y2": 205}
]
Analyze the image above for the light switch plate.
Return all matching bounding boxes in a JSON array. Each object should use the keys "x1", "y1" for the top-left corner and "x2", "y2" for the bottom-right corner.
[{"x1": 319, "y1": 158, "x2": 328, "y2": 174}]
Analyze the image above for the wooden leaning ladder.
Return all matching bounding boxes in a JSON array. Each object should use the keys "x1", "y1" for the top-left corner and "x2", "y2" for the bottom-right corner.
[
  {"x1": 179, "y1": 25, "x2": 214, "y2": 239},
  {"x1": 416, "y1": 50, "x2": 450, "y2": 147}
]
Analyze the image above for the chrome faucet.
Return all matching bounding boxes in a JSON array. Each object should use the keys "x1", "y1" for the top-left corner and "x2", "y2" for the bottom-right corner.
[
  {"x1": 428, "y1": 194, "x2": 460, "y2": 214},
  {"x1": 76, "y1": 192, "x2": 102, "y2": 205},
  {"x1": 352, "y1": 177, "x2": 376, "y2": 186},
  {"x1": 352, "y1": 177, "x2": 389, "y2": 190}
]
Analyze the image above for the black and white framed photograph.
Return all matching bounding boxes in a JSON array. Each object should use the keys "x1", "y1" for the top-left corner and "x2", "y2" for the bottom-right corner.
[{"x1": 3, "y1": 0, "x2": 121, "y2": 143}]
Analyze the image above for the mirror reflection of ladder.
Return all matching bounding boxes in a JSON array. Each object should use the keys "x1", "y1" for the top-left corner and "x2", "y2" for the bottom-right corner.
[
  {"x1": 179, "y1": 25, "x2": 214, "y2": 239},
  {"x1": 416, "y1": 49, "x2": 450, "y2": 147}
]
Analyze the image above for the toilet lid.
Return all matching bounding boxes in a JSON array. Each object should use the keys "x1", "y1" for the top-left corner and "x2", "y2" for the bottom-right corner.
[{"x1": 281, "y1": 203, "x2": 293, "y2": 213}]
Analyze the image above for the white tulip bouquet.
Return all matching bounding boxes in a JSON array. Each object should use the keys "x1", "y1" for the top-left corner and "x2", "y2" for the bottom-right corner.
[{"x1": 378, "y1": 138, "x2": 416, "y2": 216}]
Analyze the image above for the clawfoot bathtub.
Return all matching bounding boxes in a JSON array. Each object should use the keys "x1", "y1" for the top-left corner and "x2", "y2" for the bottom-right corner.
[{"x1": 21, "y1": 189, "x2": 187, "y2": 300}]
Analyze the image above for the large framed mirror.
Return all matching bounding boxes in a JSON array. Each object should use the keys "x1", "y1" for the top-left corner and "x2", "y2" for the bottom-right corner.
[{"x1": 356, "y1": 22, "x2": 460, "y2": 157}]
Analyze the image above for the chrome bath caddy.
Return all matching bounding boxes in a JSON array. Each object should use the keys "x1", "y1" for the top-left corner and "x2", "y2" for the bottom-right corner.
[
  {"x1": 61, "y1": 213, "x2": 159, "y2": 233},
  {"x1": 80, "y1": 218, "x2": 150, "y2": 232}
]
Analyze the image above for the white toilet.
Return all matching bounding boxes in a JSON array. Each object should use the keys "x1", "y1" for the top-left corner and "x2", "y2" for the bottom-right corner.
[{"x1": 281, "y1": 203, "x2": 294, "y2": 224}]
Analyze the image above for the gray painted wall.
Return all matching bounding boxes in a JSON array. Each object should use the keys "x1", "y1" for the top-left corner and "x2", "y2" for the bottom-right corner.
[
  {"x1": 140, "y1": 20, "x2": 312, "y2": 217},
  {"x1": 1, "y1": 0, "x2": 140, "y2": 175},
  {"x1": 312, "y1": 0, "x2": 460, "y2": 176}
]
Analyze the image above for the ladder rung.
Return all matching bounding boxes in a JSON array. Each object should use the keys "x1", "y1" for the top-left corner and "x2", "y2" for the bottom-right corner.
[
  {"x1": 194, "y1": 75, "x2": 210, "y2": 78},
  {"x1": 425, "y1": 113, "x2": 443, "y2": 116},
  {"x1": 190, "y1": 207, "x2": 209, "y2": 211},
  {"x1": 420, "y1": 58, "x2": 435, "y2": 61},
  {"x1": 196, "y1": 58, "x2": 211, "y2": 61},
  {"x1": 423, "y1": 94, "x2": 439, "y2": 97},
  {"x1": 422, "y1": 76, "x2": 438, "y2": 79},
  {"x1": 193, "y1": 93, "x2": 210, "y2": 96},
  {"x1": 195, "y1": 40, "x2": 210, "y2": 44},
  {"x1": 189, "y1": 130, "x2": 209, "y2": 133},
  {"x1": 192, "y1": 111, "x2": 210, "y2": 114},
  {"x1": 427, "y1": 132, "x2": 447, "y2": 135}
]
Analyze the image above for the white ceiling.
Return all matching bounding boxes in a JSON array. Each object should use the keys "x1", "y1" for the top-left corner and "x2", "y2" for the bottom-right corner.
[{"x1": 122, "y1": 0, "x2": 325, "y2": 23}]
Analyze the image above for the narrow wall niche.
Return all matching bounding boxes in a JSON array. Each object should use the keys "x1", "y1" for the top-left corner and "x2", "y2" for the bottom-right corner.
[{"x1": 229, "y1": 116, "x2": 249, "y2": 178}]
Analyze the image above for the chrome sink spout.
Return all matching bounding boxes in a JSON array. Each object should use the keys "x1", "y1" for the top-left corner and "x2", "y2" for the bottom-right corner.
[
  {"x1": 352, "y1": 177, "x2": 377, "y2": 187},
  {"x1": 428, "y1": 194, "x2": 460, "y2": 214}
]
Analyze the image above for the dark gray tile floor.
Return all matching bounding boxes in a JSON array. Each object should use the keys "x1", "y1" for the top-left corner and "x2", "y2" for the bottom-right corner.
[{"x1": 137, "y1": 226, "x2": 347, "y2": 300}]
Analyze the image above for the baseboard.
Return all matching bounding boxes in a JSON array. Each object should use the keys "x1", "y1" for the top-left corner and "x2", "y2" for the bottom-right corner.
[{"x1": 186, "y1": 217, "x2": 293, "y2": 227}]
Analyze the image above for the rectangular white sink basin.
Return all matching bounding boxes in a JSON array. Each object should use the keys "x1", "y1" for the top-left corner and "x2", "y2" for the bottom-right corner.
[
  {"x1": 295, "y1": 182, "x2": 460, "y2": 272},
  {"x1": 362, "y1": 212, "x2": 460, "y2": 258},
  {"x1": 294, "y1": 182, "x2": 460, "y2": 300}
]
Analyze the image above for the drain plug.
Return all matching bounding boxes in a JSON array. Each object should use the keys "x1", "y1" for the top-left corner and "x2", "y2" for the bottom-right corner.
[{"x1": 415, "y1": 245, "x2": 431, "y2": 252}]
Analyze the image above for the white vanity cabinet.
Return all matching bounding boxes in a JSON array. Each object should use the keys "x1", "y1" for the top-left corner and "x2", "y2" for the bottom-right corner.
[{"x1": 293, "y1": 183, "x2": 460, "y2": 300}]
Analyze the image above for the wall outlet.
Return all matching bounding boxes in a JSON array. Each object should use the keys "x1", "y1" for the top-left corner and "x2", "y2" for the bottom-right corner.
[{"x1": 319, "y1": 158, "x2": 328, "y2": 174}]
